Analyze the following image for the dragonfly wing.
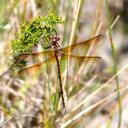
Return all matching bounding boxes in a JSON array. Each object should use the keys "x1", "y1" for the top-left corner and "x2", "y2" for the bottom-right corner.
[
  {"x1": 17, "y1": 50, "x2": 55, "y2": 61},
  {"x1": 61, "y1": 54, "x2": 101, "y2": 62},
  {"x1": 18, "y1": 54, "x2": 101, "y2": 73},
  {"x1": 16, "y1": 35, "x2": 103, "y2": 61},
  {"x1": 17, "y1": 56, "x2": 56, "y2": 76},
  {"x1": 62, "y1": 35, "x2": 103, "y2": 55}
]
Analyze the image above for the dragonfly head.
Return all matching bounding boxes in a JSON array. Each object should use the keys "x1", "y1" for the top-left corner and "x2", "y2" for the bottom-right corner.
[{"x1": 51, "y1": 35, "x2": 60, "y2": 44}]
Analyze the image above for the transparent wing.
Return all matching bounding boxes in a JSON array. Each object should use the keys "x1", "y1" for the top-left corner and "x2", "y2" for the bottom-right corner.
[
  {"x1": 17, "y1": 54, "x2": 101, "y2": 75},
  {"x1": 17, "y1": 35, "x2": 103, "y2": 59},
  {"x1": 16, "y1": 35, "x2": 103, "y2": 76},
  {"x1": 62, "y1": 35, "x2": 103, "y2": 55}
]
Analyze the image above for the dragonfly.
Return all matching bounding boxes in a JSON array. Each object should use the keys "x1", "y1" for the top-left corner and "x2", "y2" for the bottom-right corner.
[{"x1": 12, "y1": 35, "x2": 103, "y2": 108}]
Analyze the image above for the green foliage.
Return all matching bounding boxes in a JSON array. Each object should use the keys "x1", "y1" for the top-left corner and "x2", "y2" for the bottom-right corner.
[{"x1": 11, "y1": 12, "x2": 63, "y2": 55}]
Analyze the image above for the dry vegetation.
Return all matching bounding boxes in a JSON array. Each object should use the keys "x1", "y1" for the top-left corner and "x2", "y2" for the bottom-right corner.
[{"x1": 0, "y1": 0, "x2": 128, "y2": 128}]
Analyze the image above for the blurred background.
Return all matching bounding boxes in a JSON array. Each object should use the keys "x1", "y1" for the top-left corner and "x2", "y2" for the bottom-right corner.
[{"x1": 0, "y1": 0, "x2": 128, "y2": 127}]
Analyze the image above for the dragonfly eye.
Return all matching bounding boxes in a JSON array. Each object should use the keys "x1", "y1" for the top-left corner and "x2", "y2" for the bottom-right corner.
[
  {"x1": 51, "y1": 35, "x2": 60, "y2": 43},
  {"x1": 56, "y1": 36, "x2": 60, "y2": 41}
]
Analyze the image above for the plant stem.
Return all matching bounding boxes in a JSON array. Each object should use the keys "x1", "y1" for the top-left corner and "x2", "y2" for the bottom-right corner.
[
  {"x1": 105, "y1": 0, "x2": 122, "y2": 128},
  {"x1": 69, "y1": 0, "x2": 84, "y2": 46}
]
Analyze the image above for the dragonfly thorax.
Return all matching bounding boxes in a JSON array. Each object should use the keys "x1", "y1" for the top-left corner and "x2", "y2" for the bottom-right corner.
[{"x1": 51, "y1": 35, "x2": 63, "y2": 58}]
